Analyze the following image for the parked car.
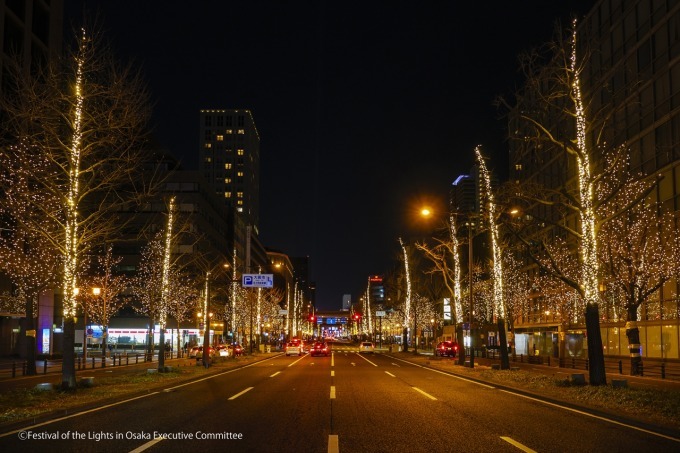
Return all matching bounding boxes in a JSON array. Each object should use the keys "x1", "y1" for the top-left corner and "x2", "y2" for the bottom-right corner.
[
  {"x1": 214, "y1": 345, "x2": 230, "y2": 357},
  {"x1": 228, "y1": 343, "x2": 243, "y2": 357},
  {"x1": 435, "y1": 341, "x2": 459, "y2": 357},
  {"x1": 188, "y1": 346, "x2": 201, "y2": 358},
  {"x1": 195, "y1": 346, "x2": 214, "y2": 359},
  {"x1": 285, "y1": 342, "x2": 302, "y2": 356},
  {"x1": 310, "y1": 341, "x2": 329, "y2": 357},
  {"x1": 359, "y1": 341, "x2": 375, "y2": 353}
]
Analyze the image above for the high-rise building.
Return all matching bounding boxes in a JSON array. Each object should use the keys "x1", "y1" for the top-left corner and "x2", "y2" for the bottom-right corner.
[
  {"x1": 0, "y1": 0, "x2": 63, "y2": 89},
  {"x1": 199, "y1": 109, "x2": 260, "y2": 230},
  {"x1": 199, "y1": 109, "x2": 266, "y2": 272}
]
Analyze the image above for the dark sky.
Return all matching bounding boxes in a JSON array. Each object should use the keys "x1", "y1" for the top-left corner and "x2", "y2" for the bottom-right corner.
[{"x1": 68, "y1": 1, "x2": 593, "y2": 309}]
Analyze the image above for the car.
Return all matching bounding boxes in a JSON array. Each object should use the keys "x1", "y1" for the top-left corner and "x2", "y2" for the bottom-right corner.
[
  {"x1": 435, "y1": 341, "x2": 459, "y2": 357},
  {"x1": 188, "y1": 346, "x2": 201, "y2": 358},
  {"x1": 310, "y1": 341, "x2": 329, "y2": 357},
  {"x1": 194, "y1": 346, "x2": 214, "y2": 359},
  {"x1": 214, "y1": 345, "x2": 230, "y2": 357},
  {"x1": 359, "y1": 341, "x2": 375, "y2": 353},
  {"x1": 285, "y1": 342, "x2": 302, "y2": 356},
  {"x1": 228, "y1": 343, "x2": 243, "y2": 357}
]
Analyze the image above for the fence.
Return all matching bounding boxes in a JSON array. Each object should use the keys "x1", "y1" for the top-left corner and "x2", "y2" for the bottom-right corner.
[
  {"x1": 481, "y1": 348, "x2": 680, "y2": 381},
  {"x1": 0, "y1": 350, "x2": 177, "y2": 379}
]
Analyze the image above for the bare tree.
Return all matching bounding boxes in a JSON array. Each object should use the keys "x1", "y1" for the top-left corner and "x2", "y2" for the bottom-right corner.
[
  {"x1": 80, "y1": 244, "x2": 130, "y2": 362},
  {"x1": 0, "y1": 143, "x2": 60, "y2": 373},
  {"x1": 0, "y1": 23, "x2": 161, "y2": 389}
]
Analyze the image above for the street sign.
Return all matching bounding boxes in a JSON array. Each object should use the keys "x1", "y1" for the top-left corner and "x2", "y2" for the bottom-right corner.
[
  {"x1": 279, "y1": 309, "x2": 288, "y2": 315},
  {"x1": 242, "y1": 273, "x2": 274, "y2": 288},
  {"x1": 376, "y1": 311, "x2": 386, "y2": 317}
]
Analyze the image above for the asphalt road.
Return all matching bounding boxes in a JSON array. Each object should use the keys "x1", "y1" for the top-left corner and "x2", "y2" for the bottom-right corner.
[{"x1": 1, "y1": 346, "x2": 679, "y2": 452}]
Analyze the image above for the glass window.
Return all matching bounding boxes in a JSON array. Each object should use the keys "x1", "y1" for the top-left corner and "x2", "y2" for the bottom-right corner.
[
  {"x1": 662, "y1": 324, "x2": 678, "y2": 359},
  {"x1": 646, "y1": 325, "x2": 663, "y2": 358}
]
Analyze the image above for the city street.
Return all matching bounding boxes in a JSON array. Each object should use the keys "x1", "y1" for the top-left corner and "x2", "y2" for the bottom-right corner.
[{"x1": 1, "y1": 348, "x2": 678, "y2": 452}]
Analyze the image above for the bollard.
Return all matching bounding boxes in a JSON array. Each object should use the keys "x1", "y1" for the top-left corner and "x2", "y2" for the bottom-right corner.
[
  {"x1": 662, "y1": 362, "x2": 666, "y2": 379},
  {"x1": 639, "y1": 362, "x2": 644, "y2": 376},
  {"x1": 91, "y1": 356, "x2": 95, "y2": 369},
  {"x1": 102, "y1": 356, "x2": 106, "y2": 368},
  {"x1": 12, "y1": 361, "x2": 16, "y2": 378},
  {"x1": 136, "y1": 354, "x2": 139, "y2": 364},
  {"x1": 520, "y1": 354, "x2": 524, "y2": 363},
  {"x1": 43, "y1": 359, "x2": 47, "y2": 374},
  {"x1": 547, "y1": 356, "x2": 550, "y2": 366},
  {"x1": 22, "y1": 362, "x2": 26, "y2": 376},
  {"x1": 618, "y1": 360, "x2": 622, "y2": 374}
]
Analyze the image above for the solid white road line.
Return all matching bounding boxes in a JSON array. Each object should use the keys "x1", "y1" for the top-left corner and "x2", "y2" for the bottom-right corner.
[
  {"x1": 287, "y1": 355, "x2": 307, "y2": 367},
  {"x1": 390, "y1": 355, "x2": 494, "y2": 388},
  {"x1": 356, "y1": 353, "x2": 378, "y2": 367},
  {"x1": 500, "y1": 390, "x2": 680, "y2": 443},
  {"x1": 269, "y1": 371, "x2": 281, "y2": 377},
  {"x1": 330, "y1": 386, "x2": 336, "y2": 399},
  {"x1": 328, "y1": 434, "x2": 339, "y2": 453},
  {"x1": 500, "y1": 436, "x2": 537, "y2": 453},
  {"x1": 412, "y1": 386, "x2": 437, "y2": 400},
  {"x1": 385, "y1": 371, "x2": 396, "y2": 377},
  {"x1": 128, "y1": 436, "x2": 165, "y2": 453},
  {"x1": 228, "y1": 387, "x2": 254, "y2": 400}
]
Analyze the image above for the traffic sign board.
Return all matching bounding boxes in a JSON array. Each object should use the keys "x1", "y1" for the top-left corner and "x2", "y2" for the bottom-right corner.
[{"x1": 242, "y1": 274, "x2": 274, "y2": 288}]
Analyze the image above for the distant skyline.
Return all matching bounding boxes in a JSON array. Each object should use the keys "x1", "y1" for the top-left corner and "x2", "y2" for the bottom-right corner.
[{"x1": 70, "y1": 1, "x2": 594, "y2": 309}]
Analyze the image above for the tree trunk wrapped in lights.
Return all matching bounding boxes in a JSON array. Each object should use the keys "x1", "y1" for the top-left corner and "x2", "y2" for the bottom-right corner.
[{"x1": 0, "y1": 23, "x2": 160, "y2": 390}]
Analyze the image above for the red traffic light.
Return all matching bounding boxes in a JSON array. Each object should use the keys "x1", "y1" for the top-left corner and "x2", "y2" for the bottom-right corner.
[
  {"x1": 309, "y1": 315, "x2": 316, "y2": 322},
  {"x1": 353, "y1": 313, "x2": 361, "y2": 321}
]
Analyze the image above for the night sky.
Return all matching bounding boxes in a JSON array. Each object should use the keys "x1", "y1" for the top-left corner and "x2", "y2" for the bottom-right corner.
[{"x1": 68, "y1": 1, "x2": 594, "y2": 309}]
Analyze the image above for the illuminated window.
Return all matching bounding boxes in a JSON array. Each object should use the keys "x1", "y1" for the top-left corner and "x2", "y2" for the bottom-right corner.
[
  {"x1": 217, "y1": 135, "x2": 224, "y2": 141},
  {"x1": 204, "y1": 157, "x2": 212, "y2": 163},
  {"x1": 225, "y1": 163, "x2": 232, "y2": 170},
  {"x1": 237, "y1": 192, "x2": 243, "y2": 198},
  {"x1": 237, "y1": 200, "x2": 243, "y2": 205},
  {"x1": 237, "y1": 149, "x2": 244, "y2": 155},
  {"x1": 226, "y1": 129, "x2": 233, "y2": 134},
  {"x1": 238, "y1": 129, "x2": 245, "y2": 134},
  {"x1": 237, "y1": 171, "x2": 244, "y2": 177},
  {"x1": 224, "y1": 178, "x2": 232, "y2": 184},
  {"x1": 515, "y1": 164, "x2": 522, "y2": 171},
  {"x1": 237, "y1": 207, "x2": 243, "y2": 212},
  {"x1": 224, "y1": 192, "x2": 232, "y2": 198}
]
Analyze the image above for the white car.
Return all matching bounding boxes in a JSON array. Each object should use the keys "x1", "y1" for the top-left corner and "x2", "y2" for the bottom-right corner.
[
  {"x1": 285, "y1": 342, "x2": 302, "y2": 356},
  {"x1": 359, "y1": 342, "x2": 375, "y2": 353}
]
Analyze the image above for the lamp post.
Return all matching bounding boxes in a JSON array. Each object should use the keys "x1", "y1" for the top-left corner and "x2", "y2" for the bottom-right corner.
[
  {"x1": 92, "y1": 287, "x2": 105, "y2": 366},
  {"x1": 466, "y1": 217, "x2": 475, "y2": 368}
]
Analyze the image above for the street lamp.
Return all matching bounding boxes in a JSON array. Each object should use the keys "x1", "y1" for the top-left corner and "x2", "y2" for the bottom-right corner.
[{"x1": 466, "y1": 217, "x2": 475, "y2": 368}]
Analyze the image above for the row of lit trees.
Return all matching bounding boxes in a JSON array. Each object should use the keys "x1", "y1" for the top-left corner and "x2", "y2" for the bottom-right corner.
[{"x1": 404, "y1": 19, "x2": 680, "y2": 389}]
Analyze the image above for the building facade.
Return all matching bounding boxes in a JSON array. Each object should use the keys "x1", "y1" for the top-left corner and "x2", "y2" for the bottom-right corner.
[{"x1": 508, "y1": 0, "x2": 680, "y2": 362}]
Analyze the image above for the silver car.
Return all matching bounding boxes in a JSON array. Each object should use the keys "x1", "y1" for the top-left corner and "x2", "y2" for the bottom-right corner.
[
  {"x1": 359, "y1": 342, "x2": 375, "y2": 353},
  {"x1": 285, "y1": 342, "x2": 302, "y2": 356}
]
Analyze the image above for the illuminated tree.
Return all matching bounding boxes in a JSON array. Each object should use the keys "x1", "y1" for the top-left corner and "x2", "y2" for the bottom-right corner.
[
  {"x1": 80, "y1": 245, "x2": 129, "y2": 360},
  {"x1": 0, "y1": 141, "x2": 60, "y2": 374},
  {"x1": 0, "y1": 24, "x2": 160, "y2": 389},
  {"x1": 598, "y1": 162, "x2": 678, "y2": 375}
]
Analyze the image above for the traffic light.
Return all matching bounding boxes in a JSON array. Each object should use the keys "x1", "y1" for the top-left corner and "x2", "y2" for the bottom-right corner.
[
  {"x1": 308, "y1": 314, "x2": 316, "y2": 322},
  {"x1": 353, "y1": 313, "x2": 361, "y2": 322}
]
